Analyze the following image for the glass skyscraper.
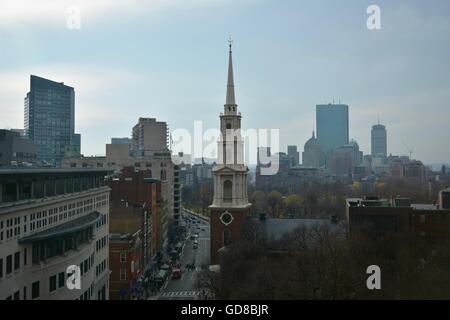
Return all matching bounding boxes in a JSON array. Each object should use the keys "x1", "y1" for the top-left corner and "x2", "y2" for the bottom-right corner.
[
  {"x1": 316, "y1": 103, "x2": 349, "y2": 153},
  {"x1": 24, "y1": 75, "x2": 75, "y2": 166}
]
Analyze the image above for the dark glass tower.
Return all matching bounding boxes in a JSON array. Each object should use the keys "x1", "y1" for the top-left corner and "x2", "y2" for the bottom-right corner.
[{"x1": 24, "y1": 75, "x2": 75, "y2": 166}]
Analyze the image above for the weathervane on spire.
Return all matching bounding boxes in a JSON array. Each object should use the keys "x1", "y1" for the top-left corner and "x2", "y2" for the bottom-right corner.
[{"x1": 228, "y1": 35, "x2": 233, "y2": 50}]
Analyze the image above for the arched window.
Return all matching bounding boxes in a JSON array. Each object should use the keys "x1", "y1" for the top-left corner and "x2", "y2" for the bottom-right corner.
[
  {"x1": 226, "y1": 123, "x2": 232, "y2": 130},
  {"x1": 223, "y1": 180, "x2": 232, "y2": 203},
  {"x1": 223, "y1": 228, "x2": 231, "y2": 247}
]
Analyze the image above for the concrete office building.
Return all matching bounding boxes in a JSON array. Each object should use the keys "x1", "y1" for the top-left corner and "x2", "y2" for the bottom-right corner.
[
  {"x1": 0, "y1": 168, "x2": 111, "y2": 300},
  {"x1": 0, "y1": 130, "x2": 37, "y2": 167},
  {"x1": 371, "y1": 124, "x2": 387, "y2": 158},
  {"x1": 24, "y1": 75, "x2": 81, "y2": 166},
  {"x1": 316, "y1": 103, "x2": 349, "y2": 154}
]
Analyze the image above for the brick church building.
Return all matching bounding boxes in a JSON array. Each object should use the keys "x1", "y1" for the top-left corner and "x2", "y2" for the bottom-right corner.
[{"x1": 209, "y1": 41, "x2": 252, "y2": 265}]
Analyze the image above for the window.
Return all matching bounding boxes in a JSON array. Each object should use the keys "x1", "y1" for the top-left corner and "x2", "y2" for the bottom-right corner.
[
  {"x1": 49, "y1": 275, "x2": 57, "y2": 292},
  {"x1": 0, "y1": 258, "x2": 2, "y2": 278},
  {"x1": 223, "y1": 228, "x2": 232, "y2": 247},
  {"x1": 83, "y1": 260, "x2": 88, "y2": 273},
  {"x1": 223, "y1": 180, "x2": 232, "y2": 203},
  {"x1": 32, "y1": 281, "x2": 40, "y2": 299},
  {"x1": 14, "y1": 252, "x2": 20, "y2": 270},
  {"x1": 120, "y1": 269, "x2": 127, "y2": 281},
  {"x1": 58, "y1": 272, "x2": 65, "y2": 288},
  {"x1": 120, "y1": 253, "x2": 127, "y2": 263},
  {"x1": 23, "y1": 287, "x2": 27, "y2": 300},
  {"x1": 23, "y1": 248, "x2": 27, "y2": 266},
  {"x1": 6, "y1": 255, "x2": 12, "y2": 274}
]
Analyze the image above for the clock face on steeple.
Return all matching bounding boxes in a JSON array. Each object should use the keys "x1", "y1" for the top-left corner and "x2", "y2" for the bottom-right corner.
[{"x1": 220, "y1": 211, "x2": 234, "y2": 226}]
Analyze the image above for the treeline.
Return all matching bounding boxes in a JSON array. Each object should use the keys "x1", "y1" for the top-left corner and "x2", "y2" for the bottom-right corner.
[{"x1": 197, "y1": 221, "x2": 450, "y2": 299}]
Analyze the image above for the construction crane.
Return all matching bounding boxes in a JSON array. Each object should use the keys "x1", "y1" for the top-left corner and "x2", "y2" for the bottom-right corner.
[{"x1": 402, "y1": 141, "x2": 413, "y2": 160}]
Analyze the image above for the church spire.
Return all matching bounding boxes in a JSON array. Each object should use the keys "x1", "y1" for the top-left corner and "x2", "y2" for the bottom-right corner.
[{"x1": 225, "y1": 36, "x2": 236, "y2": 106}]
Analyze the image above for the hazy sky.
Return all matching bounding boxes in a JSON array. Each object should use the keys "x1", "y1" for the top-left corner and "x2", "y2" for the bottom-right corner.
[{"x1": 1, "y1": 0, "x2": 449, "y2": 164}]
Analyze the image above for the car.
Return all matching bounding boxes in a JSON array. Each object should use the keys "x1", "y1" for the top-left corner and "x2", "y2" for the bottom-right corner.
[
  {"x1": 172, "y1": 269, "x2": 182, "y2": 279},
  {"x1": 201, "y1": 228, "x2": 205, "y2": 231},
  {"x1": 190, "y1": 234, "x2": 195, "y2": 240},
  {"x1": 193, "y1": 243, "x2": 198, "y2": 249}
]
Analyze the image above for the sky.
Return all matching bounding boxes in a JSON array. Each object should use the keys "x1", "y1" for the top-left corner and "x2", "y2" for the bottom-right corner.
[{"x1": 0, "y1": 0, "x2": 449, "y2": 165}]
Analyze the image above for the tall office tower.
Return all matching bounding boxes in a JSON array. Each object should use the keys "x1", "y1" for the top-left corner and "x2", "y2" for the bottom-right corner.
[
  {"x1": 371, "y1": 123, "x2": 387, "y2": 158},
  {"x1": 287, "y1": 145, "x2": 300, "y2": 167},
  {"x1": 209, "y1": 42, "x2": 251, "y2": 265},
  {"x1": 0, "y1": 168, "x2": 111, "y2": 300},
  {"x1": 316, "y1": 103, "x2": 349, "y2": 153},
  {"x1": 24, "y1": 75, "x2": 76, "y2": 166},
  {"x1": 131, "y1": 118, "x2": 168, "y2": 156}
]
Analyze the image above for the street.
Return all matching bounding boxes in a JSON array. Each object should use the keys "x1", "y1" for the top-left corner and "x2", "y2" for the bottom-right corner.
[{"x1": 158, "y1": 212, "x2": 210, "y2": 300}]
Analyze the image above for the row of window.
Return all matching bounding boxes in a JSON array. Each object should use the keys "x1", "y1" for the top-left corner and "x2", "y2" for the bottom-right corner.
[
  {"x1": 0, "y1": 196, "x2": 108, "y2": 242},
  {"x1": 96, "y1": 258, "x2": 108, "y2": 277},
  {"x1": 78, "y1": 283, "x2": 94, "y2": 300},
  {"x1": 4, "y1": 281, "x2": 39, "y2": 300},
  {"x1": 96, "y1": 236, "x2": 108, "y2": 252},
  {"x1": 0, "y1": 249, "x2": 27, "y2": 279},
  {"x1": 49, "y1": 271, "x2": 66, "y2": 293},
  {"x1": 96, "y1": 214, "x2": 108, "y2": 229},
  {"x1": 80, "y1": 253, "x2": 95, "y2": 276}
]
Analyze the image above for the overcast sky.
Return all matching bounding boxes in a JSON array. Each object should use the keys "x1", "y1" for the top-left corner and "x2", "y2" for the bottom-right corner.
[{"x1": 0, "y1": 0, "x2": 449, "y2": 164}]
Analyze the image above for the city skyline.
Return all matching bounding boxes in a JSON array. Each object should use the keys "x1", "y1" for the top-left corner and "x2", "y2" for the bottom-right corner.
[{"x1": 1, "y1": 1, "x2": 450, "y2": 164}]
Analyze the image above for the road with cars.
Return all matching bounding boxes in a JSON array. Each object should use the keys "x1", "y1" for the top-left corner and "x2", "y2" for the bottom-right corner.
[{"x1": 158, "y1": 210, "x2": 210, "y2": 300}]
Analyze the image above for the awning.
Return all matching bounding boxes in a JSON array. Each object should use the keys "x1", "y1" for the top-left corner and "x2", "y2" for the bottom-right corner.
[{"x1": 19, "y1": 211, "x2": 102, "y2": 243}]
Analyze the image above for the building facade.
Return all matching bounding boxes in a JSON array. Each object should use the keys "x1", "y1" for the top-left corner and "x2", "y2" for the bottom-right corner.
[
  {"x1": 209, "y1": 43, "x2": 252, "y2": 265},
  {"x1": 0, "y1": 168, "x2": 111, "y2": 300},
  {"x1": 24, "y1": 75, "x2": 80, "y2": 166}
]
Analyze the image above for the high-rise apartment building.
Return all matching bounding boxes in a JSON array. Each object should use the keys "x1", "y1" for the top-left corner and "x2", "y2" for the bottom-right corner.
[
  {"x1": 316, "y1": 103, "x2": 349, "y2": 153},
  {"x1": 24, "y1": 75, "x2": 80, "y2": 166}
]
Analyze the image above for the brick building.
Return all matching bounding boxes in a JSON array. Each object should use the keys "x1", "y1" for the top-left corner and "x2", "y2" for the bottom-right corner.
[{"x1": 106, "y1": 167, "x2": 166, "y2": 299}]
